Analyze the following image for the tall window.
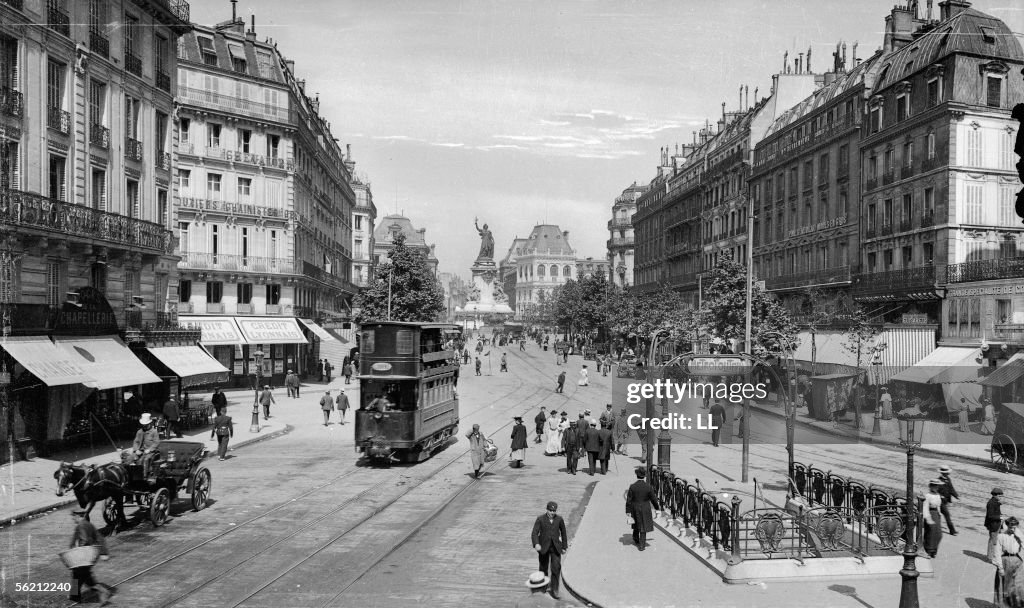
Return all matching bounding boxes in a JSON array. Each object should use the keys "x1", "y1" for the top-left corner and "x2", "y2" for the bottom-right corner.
[
  {"x1": 256, "y1": 51, "x2": 274, "y2": 79},
  {"x1": 207, "y1": 123, "x2": 221, "y2": 148},
  {"x1": 198, "y1": 36, "x2": 217, "y2": 66},
  {"x1": 818, "y1": 153, "x2": 829, "y2": 182},
  {"x1": 966, "y1": 128, "x2": 983, "y2": 167},
  {"x1": 211, "y1": 224, "x2": 219, "y2": 262},
  {"x1": 91, "y1": 168, "x2": 106, "y2": 210},
  {"x1": 1, "y1": 141, "x2": 19, "y2": 190},
  {"x1": 90, "y1": 262, "x2": 106, "y2": 295},
  {"x1": 89, "y1": 81, "x2": 105, "y2": 127},
  {"x1": 927, "y1": 132, "x2": 936, "y2": 160},
  {"x1": 266, "y1": 283, "x2": 280, "y2": 305},
  {"x1": 46, "y1": 260, "x2": 63, "y2": 306},
  {"x1": 155, "y1": 111, "x2": 168, "y2": 154},
  {"x1": 884, "y1": 149, "x2": 895, "y2": 174},
  {"x1": 237, "y1": 177, "x2": 251, "y2": 199},
  {"x1": 923, "y1": 242, "x2": 934, "y2": 264},
  {"x1": 157, "y1": 189, "x2": 167, "y2": 226},
  {"x1": 903, "y1": 141, "x2": 914, "y2": 168},
  {"x1": 883, "y1": 198, "x2": 893, "y2": 226},
  {"x1": 178, "y1": 279, "x2": 191, "y2": 302},
  {"x1": 839, "y1": 191, "x2": 848, "y2": 215},
  {"x1": 124, "y1": 269, "x2": 140, "y2": 308},
  {"x1": 902, "y1": 193, "x2": 912, "y2": 224},
  {"x1": 867, "y1": 203, "x2": 876, "y2": 231},
  {"x1": 124, "y1": 95, "x2": 139, "y2": 138},
  {"x1": 48, "y1": 155, "x2": 66, "y2": 200},
  {"x1": 155, "y1": 34, "x2": 168, "y2": 75},
  {"x1": 963, "y1": 183, "x2": 983, "y2": 224},
  {"x1": 927, "y1": 79, "x2": 940, "y2": 106},
  {"x1": 354, "y1": 216, "x2": 362, "y2": 230},
  {"x1": 207, "y1": 173, "x2": 222, "y2": 198},
  {"x1": 240, "y1": 226, "x2": 248, "y2": 263},
  {"x1": 237, "y1": 282, "x2": 252, "y2": 304},
  {"x1": 924, "y1": 188, "x2": 935, "y2": 214},
  {"x1": 1000, "y1": 185, "x2": 1016, "y2": 227},
  {"x1": 46, "y1": 59, "x2": 65, "y2": 111},
  {"x1": 206, "y1": 281, "x2": 223, "y2": 303},
  {"x1": 269, "y1": 229, "x2": 277, "y2": 259},
  {"x1": 180, "y1": 117, "x2": 190, "y2": 144},
  {"x1": 902, "y1": 246, "x2": 913, "y2": 268},
  {"x1": 237, "y1": 129, "x2": 251, "y2": 153},
  {"x1": 987, "y1": 76, "x2": 1002, "y2": 107},
  {"x1": 179, "y1": 168, "x2": 191, "y2": 191},
  {"x1": 838, "y1": 145, "x2": 848, "y2": 173},
  {"x1": 896, "y1": 95, "x2": 908, "y2": 121},
  {"x1": 126, "y1": 179, "x2": 139, "y2": 218},
  {"x1": 266, "y1": 134, "x2": 280, "y2": 158}
]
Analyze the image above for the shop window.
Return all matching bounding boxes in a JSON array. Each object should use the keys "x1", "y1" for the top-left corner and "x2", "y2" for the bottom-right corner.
[
  {"x1": 178, "y1": 279, "x2": 191, "y2": 302},
  {"x1": 206, "y1": 281, "x2": 223, "y2": 303},
  {"x1": 997, "y1": 299, "x2": 1013, "y2": 324},
  {"x1": 265, "y1": 283, "x2": 280, "y2": 304}
]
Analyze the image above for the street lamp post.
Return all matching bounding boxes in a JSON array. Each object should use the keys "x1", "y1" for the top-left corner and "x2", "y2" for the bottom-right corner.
[
  {"x1": 646, "y1": 329, "x2": 669, "y2": 478},
  {"x1": 872, "y1": 353, "x2": 883, "y2": 436},
  {"x1": 897, "y1": 414, "x2": 925, "y2": 608},
  {"x1": 250, "y1": 348, "x2": 264, "y2": 433}
]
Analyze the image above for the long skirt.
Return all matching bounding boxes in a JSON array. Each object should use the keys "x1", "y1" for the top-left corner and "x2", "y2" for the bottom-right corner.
[
  {"x1": 959, "y1": 409, "x2": 970, "y2": 432},
  {"x1": 924, "y1": 510, "x2": 943, "y2": 557},
  {"x1": 983, "y1": 417, "x2": 997, "y2": 435},
  {"x1": 511, "y1": 448, "x2": 525, "y2": 461},
  {"x1": 545, "y1": 429, "x2": 562, "y2": 455},
  {"x1": 996, "y1": 556, "x2": 1024, "y2": 607},
  {"x1": 881, "y1": 400, "x2": 893, "y2": 419}
]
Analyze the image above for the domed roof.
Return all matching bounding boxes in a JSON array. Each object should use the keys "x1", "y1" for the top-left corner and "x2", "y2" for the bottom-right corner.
[
  {"x1": 524, "y1": 225, "x2": 574, "y2": 256},
  {"x1": 373, "y1": 214, "x2": 427, "y2": 246}
]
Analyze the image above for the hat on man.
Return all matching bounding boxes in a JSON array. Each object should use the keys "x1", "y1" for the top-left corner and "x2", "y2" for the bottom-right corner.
[
  {"x1": 264, "y1": 385, "x2": 270, "y2": 389},
  {"x1": 513, "y1": 416, "x2": 523, "y2": 421},
  {"x1": 928, "y1": 479, "x2": 942, "y2": 487},
  {"x1": 546, "y1": 500, "x2": 558, "y2": 511},
  {"x1": 139, "y1": 412, "x2": 153, "y2": 425},
  {"x1": 590, "y1": 418, "x2": 598, "y2": 427},
  {"x1": 939, "y1": 466, "x2": 951, "y2": 474},
  {"x1": 635, "y1": 466, "x2": 647, "y2": 478},
  {"x1": 578, "y1": 412, "x2": 585, "y2": 418},
  {"x1": 526, "y1": 571, "x2": 550, "y2": 589},
  {"x1": 1007, "y1": 517, "x2": 1020, "y2": 527},
  {"x1": 993, "y1": 487, "x2": 1005, "y2": 496},
  {"x1": 560, "y1": 411, "x2": 567, "y2": 416}
]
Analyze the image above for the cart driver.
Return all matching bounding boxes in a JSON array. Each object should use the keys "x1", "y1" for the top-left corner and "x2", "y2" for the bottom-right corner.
[
  {"x1": 122, "y1": 413, "x2": 161, "y2": 478},
  {"x1": 367, "y1": 394, "x2": 392, "y2": 412}
]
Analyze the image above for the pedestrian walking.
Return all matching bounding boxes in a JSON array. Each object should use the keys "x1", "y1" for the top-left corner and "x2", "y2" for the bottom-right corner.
[
  {"x1": 989, "y1": 488, "x2": 1006, "y2": 563},
  {"x1": 517, "y1": 571, "x2": 554, "y2": 607},
  {"x1": 562, "y1": 420, "x2": 580, "y2": 474},
  {"x1": 584, "y1": 419, "x2": 600, "y2": 475},
  {"x1": 520, "y1": 339, "x2": 526, "y2": 352},
  {"x1": 637, "y1": 426, "x2": 649, "y2": 464},
  {"x1": 710, "y1": 399, "x2": 727, "y2": 447},
  {"x1": 562, "y1": 349, "x2": 568, "y2": 364},
  {"x1": 501, "y1": 352, "x2": 509, "y2": 372},
  {"x1": 343, "y1": 362, "x2": 353, "y2": 384},
  {"x1": 938, "y1": 465, "x2": 960, "y2": 535},
  {"x1": 626, "y1": 466, "x2": 661, "y2": 551},
  {"x1": 475, "y1": 357, "x2": 482, "y2": 376},
  {"x1": 462, "y1": 349, "x2": 470, "y2": 365},
  {"x1": 544, "y1": 408, "x2": 562, "y2": 456},
  {"x1": 318, "y1": 358, "x2": 325, "y2": 382},
  {"x1": 324, "y1": 360, "x2": 333, "y2": 382},
  {"x1": 320, "y1": 390, "x2": 333, "y2": 426},
  {"x1": 531, "y1": 501, "x2": 568, "y2": 600},
  {"x1": 467, "y1": 424, "x2": 485, "y2": 478},
  {"x1": 597, "y1": 421, "x2": 613, "y2": 474},
  {"x1": 534, "y1": 406, "x2": 546, "y2": 444},
  {"x1": 555, "y1": 371, "x2": 565, "y2": 393},
  {"x1": 994, "y1": 516, "x2": 1024, "y2": 607},
  {"x1": 335, "y1": 389, "x2": 350, "y2": 424},
  {"x1": 260, "y1": 385, "x2": 275, "y2": 420},
  {"x1": 923, "y1": 479, "x2": 944, "y2": 558},
  {"x1": 959, "y1": 397, "x2": 971, "y2": 432},
  {"x1": 66, "y1": 510, "x2": 112, "y2": 604},
  {"x1": 510, "y1": 416, "x2": 527, "y2": 468},
  {"x1": 212, "y1": 387, "x2": 228, "y2": 412},
  {"x1": 163, "y1": 397, "x2": 183, "y2": 438},
  {"x1": 600, "y1": 403, "x2": 616, "y2": 433},
  {"x1": 615, "y1": 407, "x2": 630, "y2": 455},
  {"x1": 983, "y1": 397, "x2": 998, "y2": 435},
  {"x1": 577, "y1": 365, "x2": 589, "y2": 386},
  {"x1": 285, "y1": 370, "x2": 299, "y2": 398},
  {"x1": 210, "y1": 405, "x2": 233, "y2": 461},
  {"x1": 879, "y1": 386, "x2": 893, "y2": 419},
  {"x1": 557, "y1": 412, "x2": 569, "y2": 455}
]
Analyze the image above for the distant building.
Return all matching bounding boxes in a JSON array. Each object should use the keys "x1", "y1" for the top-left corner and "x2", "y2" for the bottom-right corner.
[
  {"x1": 512, "y1": 225, "x2": 576, "y2": 320},
  {"x1": 576, "y1": 257, "x2": 610, "y2": 278},
  {"x1": 438, "y1": 272, "x2": 470, "y2": 321},
  {"x1": 349, "y1": 159, "x2": 376, "y2": 288},
  {"x1": 606, "y1": 182, "x2": 648, "y2": 287},
  {"x1": 372, "y1": 214, "x2": 438, "y2": 275}
]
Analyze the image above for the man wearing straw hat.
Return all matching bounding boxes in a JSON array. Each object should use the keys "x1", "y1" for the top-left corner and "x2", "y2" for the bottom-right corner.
[
  {"x1": 124, "y1": 413, "x2": 160, "y2": 478},
  {"x1": 66, "y1": 510, "x2": 112, "y2": 604},
  {"x1": 515, "y1": 571, "x2": 558, "y2": 607}
]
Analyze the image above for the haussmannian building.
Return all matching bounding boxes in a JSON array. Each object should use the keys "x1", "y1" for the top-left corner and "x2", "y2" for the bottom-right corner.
[
  {"x1": 606, "y1": 181, "x2": 648, "y2": 288},
  {"x1": 350, "y1": 161, "x2": 376, "y2": 289},
  {"x1": 372, "y1": 213, "x2": 438, "y2": 275}
]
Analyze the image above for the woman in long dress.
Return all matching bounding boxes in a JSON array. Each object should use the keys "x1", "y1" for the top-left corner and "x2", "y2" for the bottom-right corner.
[
  {"x1": 982, "y1": 399, "x2": 998, "y2": 435},
  {"x1": 923, "y1": 480, "x2": 944, "y2": 558},
  {"x1": 545, "y1": 409, "x2": 562, "y2": 455},
  {"x1": 557, "y1": 413, "x2": 570, "y2": 456},
  {"x1": 578, "y1": 365, "x2": 589, "y2": 386},
  {"x1": 467, "y1": 424, "x2": 485, "y2": 478},
  {"x1": 879, "y1": 387, "x2": 893, "y2": 420},
  {"x1": 994, "y1": 516, "x2": 1024, "y2": 607}
]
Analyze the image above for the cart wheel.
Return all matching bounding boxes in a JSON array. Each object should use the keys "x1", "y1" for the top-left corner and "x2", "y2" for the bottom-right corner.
[
  {"x1": 191, "y1": 468, "x2": 211, "y2": 511},
  {"x1": 150, "y1": 488, "x2": 171, "y2": 527},
  {"x1": 991, "y1": 435, "x2": 1018, "y2": 473},
  {"x1": 102, "y1": 497, "x2": 120, "y2": 526}
]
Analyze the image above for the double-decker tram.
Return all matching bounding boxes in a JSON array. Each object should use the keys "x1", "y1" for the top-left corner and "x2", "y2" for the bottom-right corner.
[{"x1": 355, "y1": 322, "x2": 461, "y2": 463}]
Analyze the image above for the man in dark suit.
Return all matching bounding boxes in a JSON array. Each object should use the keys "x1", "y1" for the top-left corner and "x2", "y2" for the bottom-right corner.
[
  {"x1": 597, "y1": 420, "x2": 614, "y2": 474},
  {"x1": 531, "y1": 500, "x2": 568, "y2": 600},
  {"x1": 709, "y1": 399, "x2": 727, "y2": 447},
  {"x1": 583, "y1": 419, "x2": 601, "y2": 475},
  {"x1": 626, "y1": 466, "x2": 661, "y2": 551},
  {"x1": 562, "y1": 420, "x2": 580, "y2": 474}
]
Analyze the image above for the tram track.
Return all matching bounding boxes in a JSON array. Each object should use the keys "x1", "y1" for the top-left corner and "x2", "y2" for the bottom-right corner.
[{"x1": 59, "y1": 360, "x2": 562, "y2": 608}]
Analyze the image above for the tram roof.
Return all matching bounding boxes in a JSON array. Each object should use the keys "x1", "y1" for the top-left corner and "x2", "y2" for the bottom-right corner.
[{"x1": 359, "y1": 321, "x2": 462, "y2": 330}]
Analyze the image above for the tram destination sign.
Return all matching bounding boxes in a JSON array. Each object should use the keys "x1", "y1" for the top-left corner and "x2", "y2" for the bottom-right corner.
[{"x1": 685, "y1": 356, "x2": 752, "y2": 376}]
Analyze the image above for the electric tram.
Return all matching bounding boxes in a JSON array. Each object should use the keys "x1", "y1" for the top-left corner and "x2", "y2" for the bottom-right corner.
[{"x1": 354, "y1": 322, "x2": 462, "y2": 463}]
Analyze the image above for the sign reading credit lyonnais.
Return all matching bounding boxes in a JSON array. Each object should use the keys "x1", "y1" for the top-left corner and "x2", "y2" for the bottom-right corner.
[{"x1": 236, "y1": 319, "x2": 306, "y2": 343}]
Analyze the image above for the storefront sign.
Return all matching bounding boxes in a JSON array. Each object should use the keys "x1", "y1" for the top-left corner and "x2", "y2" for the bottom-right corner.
[
  {"x1": 686, "y1": 356, "x2": 752, "y2": 376},
  {"x1": 184, "y1": 317, "x2": 245, "y2": 345},
  {"x1": 235, "y1": 318, "x2": 307, "y2": 344},
  {"x1": 901, "y1": 314, "x2": 929, "y2": 325},
  {"x1": 52, "y1": 287, "x2": 118, "y2": 335},
  {"x1": 787, "y1": 215, "x2": 847, "y2": 238},
  {"x1": 948, "y1": 285, "x2": 1024, "y2": 297}
]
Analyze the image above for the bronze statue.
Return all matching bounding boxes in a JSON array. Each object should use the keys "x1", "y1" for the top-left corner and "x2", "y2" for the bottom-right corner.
[{"x1": 474, "y1": 217, "x2": 494, "y2": 260}]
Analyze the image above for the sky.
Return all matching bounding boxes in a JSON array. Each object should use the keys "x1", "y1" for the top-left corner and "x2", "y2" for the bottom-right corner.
[{"x1": 191, "y1": 1, "x2": 1024, "y2": 278}]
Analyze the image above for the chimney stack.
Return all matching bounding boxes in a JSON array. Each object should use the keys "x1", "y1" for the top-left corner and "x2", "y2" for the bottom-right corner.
[
  {"x1": 807, "y1": 47, "x2": 812, "y2": 73},
  {"x1": 939, "y1": 0, "x2": 971, "y2": 20},
  {"x1": 231, "y1": 0, "x2": 237, "y2": 21},
  {"x1": 798, "y1": 53, "x2": 803, "y2": 74},
  {"x1": 852, "y1": 42, "x2": 859, "y2": 64}
]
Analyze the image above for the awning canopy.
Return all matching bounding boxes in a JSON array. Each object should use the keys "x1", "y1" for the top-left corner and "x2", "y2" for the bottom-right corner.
[
  {"x1": 53, "y1": 336, "x2": 162, "y2": 390},
  {"x1": 889, "y1": 346, "x2": 982, "y2": 384},
  {"x1": 181, "y1": 316, "x2": 246, "y2": 346},
  {"x1": 297, "y1": 318, "x2": 336, "y2": 343},
  {"x1": 980, "y1": 352, "x2": 1024, "y2": 388},
  {"x1": 1, "y1": 336, "x2": 93, "y2": 386},
  {"x1": 792, "y1": 332, "x2": 861, "y2": 367},
  {"x1": 234, "y1": 317, "x2": 308, "y2": 345},
  {"x1": 870, "y1": 326, "x2": 938, "y2": 385},
  {"x1": 146, "y1": 346, "x2": 230, "y2": 388}
]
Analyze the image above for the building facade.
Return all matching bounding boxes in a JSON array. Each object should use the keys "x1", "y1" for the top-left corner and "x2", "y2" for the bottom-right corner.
[
  {"x1": 175, "y1": 14, "x2": 358, "y2": 385},
  {"x1": 512, "y1": 225, "x2": 577, "y2": 320},
  {"x1": 350, "y1": 164, "x2": 376, "y2": 288},
  {"x1": 606, "y1": 181, "x2": 648, "y2": 287},
  {"x1": 499, "y1": 237, "x2": 529, "y2": 313},
  {"x1": 372, "y1": 213, "x2": 438, "y2": 275},
  {"x1": 0, "y1": 0, "x2": 193, "y2": 457}
]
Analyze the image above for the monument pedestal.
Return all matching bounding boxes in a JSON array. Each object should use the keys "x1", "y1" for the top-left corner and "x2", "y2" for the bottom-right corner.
[{"x1": 461, "y1": 259, "x2": 512, "y2": 317}]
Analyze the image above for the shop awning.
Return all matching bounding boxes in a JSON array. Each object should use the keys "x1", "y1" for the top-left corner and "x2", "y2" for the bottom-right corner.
[
  {"x1": 870, "y1": 326, "x2": 938, "y2": 385},
  {"x1": 980, "y1": 352, "x2": 1024, "y2": 388},
  {"x1": 0, "y1": 336, "x2": 94, "y2": 386},
  {"x1": 792, "y1": 332, "x2": 861, "y2": 367},
  {"x1": 146, "y1": 345, "x2": 230, "y2": 387},
  {"x1": 53, "y1": 336, "x2": 162, "y2": 390},
  {"x1": 297, "y1": 318, "x2": 336, "y2": 343},
  {"x1": 889, "y1": 346, "x2": 981, "y2": 384},
  {"x1": 180, "y1": 316, "x2": 246, "y2": 346},
  {"x1": 234, "y1": 317, "x2": 308, "y2": 345}
]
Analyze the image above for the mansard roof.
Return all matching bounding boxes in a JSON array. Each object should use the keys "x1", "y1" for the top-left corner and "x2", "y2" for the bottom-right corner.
[
  {"x1": 763, "y1": 56, "x2": 879, "y2": 139},
  {"x1": 523, "y1": 225, "x2": 574, "y2": 256}
]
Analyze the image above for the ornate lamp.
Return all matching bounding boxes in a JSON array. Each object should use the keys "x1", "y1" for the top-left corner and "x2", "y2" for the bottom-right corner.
[
  {"x1": 872, "y1": 352, "x2": 883, "y2": 436},
  {"x1": 250, "y1": 348, "x2": 265, "y2": 433},
  {"x1": 897, "y1": 410, "x2": 926, "y2": 608}
]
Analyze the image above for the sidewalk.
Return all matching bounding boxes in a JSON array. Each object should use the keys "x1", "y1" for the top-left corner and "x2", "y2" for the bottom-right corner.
[
  {"x1": 751, "y1": 395, "x2": 994, "y2": 465},
  {"x1": 0, "y1": 377, "x2": 357, "y2": 527}
]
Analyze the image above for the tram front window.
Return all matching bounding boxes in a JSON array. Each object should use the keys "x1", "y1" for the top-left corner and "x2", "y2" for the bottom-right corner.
[{"x1": 362, "y1": 380, "x2": 418, "y2": 411}]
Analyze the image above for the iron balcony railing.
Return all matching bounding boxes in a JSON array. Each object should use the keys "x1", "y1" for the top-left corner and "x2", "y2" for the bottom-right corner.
[
  {"x1": 89, "y1": 124, "x2": 109, "y2": 149},
  {"x1": 922, "y1": 156, "x2": 942, "y2": 172},
  {"x1": 899, "y1": 219, "x2": 913, "y2": 233},
  {"x1": 125, "y1": 53, "x2": 142, "y2": 77},
  {"x1": 901, "y1": 163, "x2": 916, "y2": 179},
  {"x1": 865, "y1": 227, "x2": 877, "y2": 239},
  {"x1": 880, "y1": 223, "x2": 893, "y2": 236},
  {"x1": 764, "y1": 265, "x2": 851, "y2": 291},
  {"x1": 607, "y1": 236, "x2": 635, "y2": 247},
  {"x1": 837, "y1": 163, "x2": 849, "y2": 180},
  {"x1": 0, "y1": 86, "x2": 23, "y2": 118},
  {"x1": 46, "y1": 1, "x2": 69, "y2": 36},
  {"x1": 179, "y1": 86, "x2": 292, "y2": 123},
  {"x1": 0, "y1": 187, "x2": 173, "y2": 254},
  {"x1": 947, "y1": 256, "x2": 1024, "y2": 284},
  {"x1": 882, "y1": 170, "x2": 895, "y2": 185},
  {"x1": 608, "y1": 217, "x2": 632, "y2": 228},
  {"x1": 995, "y1": 324, "x2": 1024, "y2": 342},
  {"x1": 156, "y1": 70, "x2": 171, "y2": 92},
  {"x1": 921, "y1": 211, "x2": 936, "y2": 227},
  {"x1": 125, "y1": 137, "x2": 143, "y2": 161},
  {"x1": 47, "y1": 106, "x2": 70, "y2": 134},
  {"x1": 177, "y1": 252, "x2": 295, "y2": 274},
  {"x1": 163, "y1": 0, "x2": 190, "y2": 23},
  {"x1": 155, "y1": 151, "x2": 171, "y2": 171},
  {"x1": 265, "y1": 304, "x2": 282, "y2": 314},
  {"x1": 89, "y1": 30, "x2": 109, "y2": 58},
  {"x1": 853, "y1": 266, "x2": 936, "y2": 298},
  {"x1": 302, "y1": 261, "x2": 351, "y2": 292}
]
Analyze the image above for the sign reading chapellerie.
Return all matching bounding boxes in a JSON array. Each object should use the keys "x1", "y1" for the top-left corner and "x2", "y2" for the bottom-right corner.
[{"x1": 235, "y1": 319, "x2": 307, "y2": 343}]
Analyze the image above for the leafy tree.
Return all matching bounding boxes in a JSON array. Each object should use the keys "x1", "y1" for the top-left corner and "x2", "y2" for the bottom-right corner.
[
  {"x1": 698, "y1": 251, "x2": 797, "y2": 359},
  {"x1": 354, "y1": 233, "x2": 445, "y2": 323}
]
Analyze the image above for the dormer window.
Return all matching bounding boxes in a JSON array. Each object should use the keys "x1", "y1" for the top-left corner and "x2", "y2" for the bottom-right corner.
[
  {"x1": 869, "y1": 96, "x2": 884, "y2": 134},
  {"x1": 197, "y1": 36, "x2": 217, "y2": 66},
  {"x1": 979, "y1": 26, "x2": 996, "y2": 43},
  {"x1": 980, "y1": 61, "x2": 1009, "y2": 108}
]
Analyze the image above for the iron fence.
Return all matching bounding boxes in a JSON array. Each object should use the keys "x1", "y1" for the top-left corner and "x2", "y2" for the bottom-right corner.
[
  {"x1": 89, "y1": 30, "x2": 109, "y2": 58},
  {"x1": 90, "y1": 124, "x2": 110, "y2": 149},
  {"x1": 125, "y1": 137, "x2": 143, "y2": 161},
  {"x1": 0, "y1": 86, "x2": 22, "y2": 118},
  {"x1": 47, "y1": 106, "x2": 70, "y2": 134},
  {"x1": 46, "y1": 1, "x2": 69, "y2": 36},
  {"x1": 125, "y1": 53, "x2": 142, "y2": 77}
]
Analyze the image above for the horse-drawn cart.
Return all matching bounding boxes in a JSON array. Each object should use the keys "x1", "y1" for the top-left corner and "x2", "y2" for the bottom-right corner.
[
  {"x1": 103, "y1": 440, "x2": 211, "y2": 527},
  {"x1": 991, "y1": 402, "x2": 1024, "y2": 473}
]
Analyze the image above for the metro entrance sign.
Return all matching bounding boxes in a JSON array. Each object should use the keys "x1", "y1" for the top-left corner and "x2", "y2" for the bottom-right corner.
[{"x1": 684, "y1": 356, "x2": 753, "y2": 376}]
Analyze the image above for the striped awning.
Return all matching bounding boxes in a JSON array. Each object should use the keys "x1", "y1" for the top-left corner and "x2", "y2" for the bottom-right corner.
[{"x1": 870, "y1": 325, "x2": 938, "y2": 385}]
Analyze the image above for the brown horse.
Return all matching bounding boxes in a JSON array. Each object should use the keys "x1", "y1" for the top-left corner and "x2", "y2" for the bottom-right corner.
[{"x1": 54, "y1": 462, "x2": 128, "y2": 530}]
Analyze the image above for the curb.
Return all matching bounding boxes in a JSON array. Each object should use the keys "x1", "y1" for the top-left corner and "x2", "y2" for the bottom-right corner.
[
  {"x1": 0, "y1": 424, "x2": 294, "y2": 530},
  {"x1": 750, "y1": 404, "x2": 993, "y2": 466}
]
